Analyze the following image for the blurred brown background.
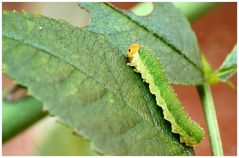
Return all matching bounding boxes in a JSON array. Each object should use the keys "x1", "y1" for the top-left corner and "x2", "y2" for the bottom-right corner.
[{"x1": 2, "y1": 2, "x2": 237, "y2": 156}]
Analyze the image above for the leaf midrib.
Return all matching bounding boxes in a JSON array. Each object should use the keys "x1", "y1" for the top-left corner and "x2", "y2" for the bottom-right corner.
[{"x1": 103, "y1": 2, "x2": 202, "y2": 73}]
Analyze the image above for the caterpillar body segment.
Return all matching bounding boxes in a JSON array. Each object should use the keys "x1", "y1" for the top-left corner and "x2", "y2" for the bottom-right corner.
[{"x1": 127, "y1": 44, "x2": 205, "y2": 146}]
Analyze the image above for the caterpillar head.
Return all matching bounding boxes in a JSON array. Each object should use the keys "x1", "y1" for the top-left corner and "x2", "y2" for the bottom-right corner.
[{"x1": 127, "y1": 43, "x2": 141, "y2": 62}]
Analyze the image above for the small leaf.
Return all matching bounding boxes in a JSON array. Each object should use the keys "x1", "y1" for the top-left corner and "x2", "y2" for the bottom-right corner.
[
  {"x1": 3, "y1": 11, "x2": 194, "y2": 155},
  {"x1": 216, "y1": 44, "x2": 237, "y2": 82},
  {"x1": 80, "y1": 2, "x2": 203, "y2": 85},
  {"x1": 202, "y1": 45, "x2": 237, "y2": 88}
]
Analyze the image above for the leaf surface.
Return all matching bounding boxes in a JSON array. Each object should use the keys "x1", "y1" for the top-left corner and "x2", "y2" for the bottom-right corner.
[
  {"x1": 217, "y1": 44, "x2": 237, "y2": 82},
  {"x1": 80, "y1": 2, "x2": 203, "y2": 85},
  {"x1": 3, "y1": 11, "x2": 194, "y2": 155}
]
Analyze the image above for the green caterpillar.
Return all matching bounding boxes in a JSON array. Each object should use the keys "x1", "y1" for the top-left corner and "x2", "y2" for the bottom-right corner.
[{"x1": 127, "y1": 44, "x2": 205, "y2": 146}]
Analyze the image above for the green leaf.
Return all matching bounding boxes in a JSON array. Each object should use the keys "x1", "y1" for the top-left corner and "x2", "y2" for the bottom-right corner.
[
  {"x1": 203, "y1": 44, "x2": 237, "y2": 87},
  {"x1": 35, "y1": 119, "x2": 97, "y2": 156},
  {"x1": 80, "y1": 2, "x2": 203, "y2": 85},
  {"x1": 3, "y1": 11, "x2": 194, "y2": 155},
  {"x1": 216, "y1": 44, "x2": 237, "y2": 82},
  {"x1": 3, "y1": 96, "x2": 47, "y2": 143}
]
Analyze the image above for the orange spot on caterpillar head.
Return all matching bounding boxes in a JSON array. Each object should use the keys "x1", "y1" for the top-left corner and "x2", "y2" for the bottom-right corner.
[{"x1": 127, "y1": 43, "x2": 141, "y2": 62}]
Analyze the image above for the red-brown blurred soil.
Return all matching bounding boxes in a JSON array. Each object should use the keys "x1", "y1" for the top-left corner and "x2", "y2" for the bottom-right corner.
[
  {"x1": 2, "y1": 2, "x2": 237, "y2": 156},
  {"x1": 174, "y1": 3, "x2": 237, "y2": 156}
]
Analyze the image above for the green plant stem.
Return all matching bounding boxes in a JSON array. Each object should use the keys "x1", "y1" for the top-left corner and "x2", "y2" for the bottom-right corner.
[
  {"x1": 174, "y1": 2, "x2": 218, "y2": 22},
  {"x1": 197, "y1": 83, "x2": 223, "y2": 156},
  {"x1": 3, "y1": 96, "x2": 48, "y2": 143},
  {"x1": 131, "y1": 2, "x2": 219, "y2": 22},
  {"x1": 174, "y1": 2, "x2": 219, "y2": 22}
]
